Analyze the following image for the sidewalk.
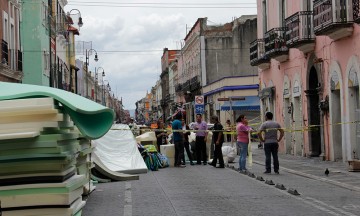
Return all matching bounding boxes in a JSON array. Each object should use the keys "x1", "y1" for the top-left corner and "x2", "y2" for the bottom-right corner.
[{"x1": 223, "y1": 142, "x2": 360, "y2": 192}]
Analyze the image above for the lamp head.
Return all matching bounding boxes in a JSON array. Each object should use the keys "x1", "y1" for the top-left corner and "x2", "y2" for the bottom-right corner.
[
  {"x1": 78, "y1": 17, "x2": 83, "y2": 27},
  {"x1": 102, "y1": 71, "x2": 105, "y2": 77},
  {"x1": 94, "y1": 53, "x2": 99, "y2": 62}
]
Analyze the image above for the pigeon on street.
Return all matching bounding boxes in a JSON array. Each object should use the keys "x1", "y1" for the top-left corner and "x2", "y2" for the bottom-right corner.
[{"x1": 325, "y1": 168, "x2": 329, "y2": 176}]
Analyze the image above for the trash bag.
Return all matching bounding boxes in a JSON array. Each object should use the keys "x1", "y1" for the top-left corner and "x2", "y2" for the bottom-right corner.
[
  {"x1": 157, "y1": 153, "x2": 169, "y2": 168},
  {"x1": 222, "y1": 146, "x2": 236, "y2": 163}
]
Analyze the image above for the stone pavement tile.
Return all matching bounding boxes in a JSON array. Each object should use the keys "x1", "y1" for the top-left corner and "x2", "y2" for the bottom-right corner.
[
  {"x1": 223, "y1": 141, "x2": 360, "y2": 191},
  {"x1": 82, "y1": 182, "x2": 126, "y2": 216}
]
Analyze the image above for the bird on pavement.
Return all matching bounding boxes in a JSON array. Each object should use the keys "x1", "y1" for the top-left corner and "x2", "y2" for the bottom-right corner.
[{"x1": 325, "y1": 168, "x2": 329, "y2": 176}]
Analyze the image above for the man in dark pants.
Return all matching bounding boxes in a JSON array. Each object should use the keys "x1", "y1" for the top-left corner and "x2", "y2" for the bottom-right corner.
[
  {"x1": 209, "y1": 116, "x2": 225, "y2": 168},
  {"x1": 172, "y1": 113, "x2": 185, "y2": 167},
  {"x1": 194, "y1": 114, "x2": 208, "y2": 165},
  {"x1": 258, "y1": 112, "x2": 284, "y2": 174},
  {"x1": 182, "y1": 119, "x2": 194, "y2": 165}
]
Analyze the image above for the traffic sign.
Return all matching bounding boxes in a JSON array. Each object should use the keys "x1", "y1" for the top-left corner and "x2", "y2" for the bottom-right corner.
[
  {"x1": 195, "y1": 104, "x2": 205, "y2": 114},
  {"x1": 195, "y1": 95, "x2": 204, "y2": 105}
]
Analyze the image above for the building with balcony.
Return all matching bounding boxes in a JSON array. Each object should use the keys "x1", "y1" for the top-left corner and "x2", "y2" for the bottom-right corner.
[
  {"x1": 154, "y1": 79, "x2": 162, "y2": 119},
  {"x1": 176, "y1": 18, "x2": 207, "y2": 123},
  {"x1": 0, "y1": 0, "x2": 23, "y2": 83},
  {"x1": 254, "y1": 0, "x2": 360, "y2": 162},
  {"x1": 160, "y1": 48, "x2": 178, "y2": 121}
]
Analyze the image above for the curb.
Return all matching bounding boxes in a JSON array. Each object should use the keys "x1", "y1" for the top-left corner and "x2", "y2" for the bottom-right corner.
[{"x1": 253, "y1": 160, "x2": 360, "y2": 193}]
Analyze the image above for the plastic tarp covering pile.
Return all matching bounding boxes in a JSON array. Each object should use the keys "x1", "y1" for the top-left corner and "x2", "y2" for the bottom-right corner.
[{"x1": 93, "y1": 124, "x2": 148, "y2": 175}]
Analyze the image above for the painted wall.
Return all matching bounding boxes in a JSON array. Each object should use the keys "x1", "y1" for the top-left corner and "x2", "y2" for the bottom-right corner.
[
  {"x1": 21, "y1": 0, "x2": 50, "y2": 86},
  {"x1": 205, "y1": 16, "x2": 258, "y2": 84}
]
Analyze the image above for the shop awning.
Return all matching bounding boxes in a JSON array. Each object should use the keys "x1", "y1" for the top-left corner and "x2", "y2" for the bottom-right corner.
[{"x1": 220, "y1": 96, "x2": 260, "y2": 111}]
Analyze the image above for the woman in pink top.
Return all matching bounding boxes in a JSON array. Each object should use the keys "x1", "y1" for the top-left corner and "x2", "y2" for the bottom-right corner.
[{"x1": 236, "y1": 115, "x2": 252, "y2": 172}]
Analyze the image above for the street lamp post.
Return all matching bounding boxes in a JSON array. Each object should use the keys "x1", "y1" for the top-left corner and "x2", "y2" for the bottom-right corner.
[
  {"x1": 102, "y1": 75, "x2": 106, "y2": 105},
  {"x1": 67, "y1": 9, "x2": 84, "y2": 28},
  {"x1": 66, "y1": 9, "x2": 83, "y2": 93},
  {"x1": 96, "y1": 67, "x2": 105, "y2": 103},
  {"x1": 49, "y1": 8, "x2": 83, "y2": 88},
  {"x1": 85, "y1": 49, "x2": 98, "y2": 98}
]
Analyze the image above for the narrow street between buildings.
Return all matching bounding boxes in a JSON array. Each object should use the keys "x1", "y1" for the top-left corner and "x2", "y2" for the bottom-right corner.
[{"x1": 83, "y1": 143, "x2": 360, "y2": 216}]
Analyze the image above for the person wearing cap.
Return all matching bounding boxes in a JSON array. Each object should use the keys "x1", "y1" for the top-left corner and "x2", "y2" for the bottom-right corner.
[{"x1": 258, "y1": 112, "x2": 284, "y2": 174}]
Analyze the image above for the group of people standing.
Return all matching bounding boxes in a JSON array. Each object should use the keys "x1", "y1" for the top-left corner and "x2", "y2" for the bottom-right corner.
[
  {"x1": 235, "y1": 112, "x2": 284, "y2": 174},
  {"x1": 172, "y1": 113, "x2": 210, "y2": 167},
  {"x1": 155, "y1": 111, "x2": 284, "y2": 174}
]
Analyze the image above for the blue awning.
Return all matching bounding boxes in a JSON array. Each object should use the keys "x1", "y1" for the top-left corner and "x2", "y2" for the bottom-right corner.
[{"x1": 220, "y1": 96, "x2": 260, "y2": 111}]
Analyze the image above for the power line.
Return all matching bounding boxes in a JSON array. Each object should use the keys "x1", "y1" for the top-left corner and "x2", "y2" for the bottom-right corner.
[
  {"x1": 68, "y1": 1, "x2": 256, "y2": 5},
  {"x1": 22, "y1": 47, "x2": 251, "y2": 54},
  {"x1": 67, "y1": 4, "x2": 256, "y2": 8}
]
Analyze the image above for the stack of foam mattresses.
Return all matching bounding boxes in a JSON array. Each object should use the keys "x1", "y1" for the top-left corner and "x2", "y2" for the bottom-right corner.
[
  {"x1": 0, "y1": 97, "x2": 86, "y2": 216},
  {"x1": 76, "y1": 133, "x2": 96, "y2": 195}
]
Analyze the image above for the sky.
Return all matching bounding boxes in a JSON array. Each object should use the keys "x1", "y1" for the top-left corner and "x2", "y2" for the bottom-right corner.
[{"x1": 65, "y1": 0, "x2": 257, "y2": 110}]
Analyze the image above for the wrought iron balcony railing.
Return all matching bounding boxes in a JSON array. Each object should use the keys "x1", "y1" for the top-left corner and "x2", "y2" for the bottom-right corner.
[
  {"x1": 264, "y1": 27, "x2": 289, "y2": 61},
  {"x1": 17, "y1": 50, "x2": 22, "y2": 71},
  {"x1": 354, "y1": 0, "x2": 360, "y2": 23},
  {"x1": 175, "y1": 84, "x2": 182, "y2": 92},
  {"x1": 313, "y1": 0, "x2": 353, "y2": 37},
  {"x1": 250, "y1": 39, "x2": 269, "y2": 67},
  {"x1": 285, "y1": 11, "x2": 315, "y2": 48},
  {"x1": 182, "y1": 80, "x2": 190, "y2": 92},
  {"x1": 1, "y1": 40, "x2": 8, "y2": 65}
]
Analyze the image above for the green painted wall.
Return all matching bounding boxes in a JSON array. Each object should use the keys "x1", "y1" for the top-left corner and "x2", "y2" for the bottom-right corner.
[{"x1": 21, "y1": 0, "x2": 50, "y2": 86}]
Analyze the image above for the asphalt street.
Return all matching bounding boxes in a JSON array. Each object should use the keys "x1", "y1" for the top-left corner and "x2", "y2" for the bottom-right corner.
[{"x1": 82, "y1": 143, "x2": 360, "y2": 216}]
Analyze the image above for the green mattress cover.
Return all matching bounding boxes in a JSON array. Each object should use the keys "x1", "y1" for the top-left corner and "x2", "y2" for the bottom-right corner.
[{"x1": 0, "y1": 82, "x2": 114, "y2": 139}]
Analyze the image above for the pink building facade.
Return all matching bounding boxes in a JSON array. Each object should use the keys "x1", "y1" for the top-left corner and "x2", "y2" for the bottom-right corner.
[{"x1": 252, "y1": 0, "x2": 360, "y2": 161}]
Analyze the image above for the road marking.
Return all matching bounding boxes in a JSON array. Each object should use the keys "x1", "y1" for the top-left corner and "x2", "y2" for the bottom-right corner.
[
  {"x1": 305, "y1": 197, "x2": 358, "y2": 216},
  {"x1": 343, "y1": 204, "x2": 360, "y2": 211},
  {"x1": 124, "y1": 182, "x2": 132, "y2": 216}
]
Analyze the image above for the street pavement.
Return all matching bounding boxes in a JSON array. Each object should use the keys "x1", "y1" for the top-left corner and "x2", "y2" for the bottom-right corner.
[
  {"x1": 232, "y1": 142, "x2": 360, "y2": 193},
  {"x1": 82, "y1": 143, "x2": 360, "y2": 216}
]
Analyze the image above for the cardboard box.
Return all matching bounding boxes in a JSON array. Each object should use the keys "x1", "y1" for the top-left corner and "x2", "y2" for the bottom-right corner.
[{"x1": 160, "y1": 144, "x2": 175, "y2": 158}]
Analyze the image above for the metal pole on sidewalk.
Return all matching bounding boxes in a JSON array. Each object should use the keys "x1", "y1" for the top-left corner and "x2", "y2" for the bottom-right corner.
[{"x1": 230, "y1": 97, "x2": 235, "y2": 148}]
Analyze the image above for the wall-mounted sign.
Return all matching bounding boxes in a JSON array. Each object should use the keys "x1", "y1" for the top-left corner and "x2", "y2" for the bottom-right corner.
[{"x1": 195, "y1": 95, "x2": 204, "y2": 105}]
